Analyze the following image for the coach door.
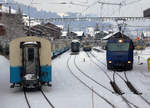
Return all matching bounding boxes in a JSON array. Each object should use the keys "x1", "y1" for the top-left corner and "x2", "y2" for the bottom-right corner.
[{"x1": 23, "y1": 44, "x2": 40, "y2": 80}]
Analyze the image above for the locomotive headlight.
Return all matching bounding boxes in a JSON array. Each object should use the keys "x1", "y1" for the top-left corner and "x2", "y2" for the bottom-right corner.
[
  {"x1": 128, "y1": 61, "x2": 131, "y2": 64},
  {"x1": 118, "y1": 39, "x2": 123, "y2": 43},
  {"x1": 109, "y1": 61, "x2": 112, "y2": 63}
]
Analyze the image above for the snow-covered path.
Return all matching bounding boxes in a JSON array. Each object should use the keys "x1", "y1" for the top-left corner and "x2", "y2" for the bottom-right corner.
[{"x1": 1, "y1": 47, "x2": 150, "y2": 108}]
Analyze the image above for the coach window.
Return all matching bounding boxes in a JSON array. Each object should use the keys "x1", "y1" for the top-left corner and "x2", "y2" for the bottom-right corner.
[{"x1": 28, "y1": 48, "x2": 34, "y2": 62}]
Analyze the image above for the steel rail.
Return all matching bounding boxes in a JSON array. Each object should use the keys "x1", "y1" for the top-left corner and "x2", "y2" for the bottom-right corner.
[
  {"x1": 89, "y1": 51, "x2": 150, "y2": 107},
  {"x1": 74, "y1": 55, "x2": 114, "y2": 93},
  {"x1": 23, "y1": 89, "x2": 55, "y2": 108},
  {"x1": 67, "y1": 55, "x2": 116, "y2": 108},
  {"x1": 88, "y1": 52, "x2": 139, "y2": 108},
  {"x1": 23, "y1": 89, "x2": 31, "y2": 108}
]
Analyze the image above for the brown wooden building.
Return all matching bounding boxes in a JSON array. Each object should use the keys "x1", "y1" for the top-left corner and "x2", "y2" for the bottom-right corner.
[{"x1": 26, "y1": 22, "x2": 62, "y2": 39}]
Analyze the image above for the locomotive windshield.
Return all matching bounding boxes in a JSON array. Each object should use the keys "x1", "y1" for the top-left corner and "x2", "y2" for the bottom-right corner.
[{"x1": 107, "y1": 43, "x2": 130, "y2": 51}]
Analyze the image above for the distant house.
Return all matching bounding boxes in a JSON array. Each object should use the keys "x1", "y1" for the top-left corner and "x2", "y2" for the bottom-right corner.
[
  {"x1": 44, "y1": 22, "x2": 62, "y2": 39},
  {"x1": 143, "y1": 32, "x2": 150, "y2": 44},
  {"x1": 95, "y1": 31, "x2": 108, "y2": 40},
  {"x1": 73, "y1": 31, "x2": 85, "y2": 40},
  {"x1": 61, "y1": 31, "x2": 67, "y2": 37},
  {"x1": 86, "y1": 27, "x2": 94, "y2": 37},
  {"x1": 61, "y1": 31, "x2": 67, "y2": 38},
  {"x1": 23, "y1": 15, "x2": 41, "y2": 27}
]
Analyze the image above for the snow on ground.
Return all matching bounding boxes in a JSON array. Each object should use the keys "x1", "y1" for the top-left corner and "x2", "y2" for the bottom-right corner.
[{"x1": 1, "y1": 47, "x2": 150, "y2": 108}]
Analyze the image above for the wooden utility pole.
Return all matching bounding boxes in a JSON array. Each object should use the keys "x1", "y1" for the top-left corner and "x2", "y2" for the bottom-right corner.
[{"x1": 92, "y1": 87, "x2": 94, "y2": 108}]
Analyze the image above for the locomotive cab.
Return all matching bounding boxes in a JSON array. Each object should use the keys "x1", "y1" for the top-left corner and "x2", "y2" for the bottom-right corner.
[
  {"x1": 20, "y1": 42, "x2": 41, "y2": 88},
  {"x1": 106, "y1": 32, "x2": 134, "y2": 71}
]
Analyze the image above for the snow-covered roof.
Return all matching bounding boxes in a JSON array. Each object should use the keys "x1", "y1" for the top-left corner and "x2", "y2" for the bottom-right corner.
[
  {"x1": 74, "y1": 31, "x2": 84, "y2": 36},
  {"x1": 23, "y1": 15, "x2": 41, "y2": 27},
  {"x1": 102, "y1": 32, "x2": 118, "y2": 40},
  {"x1": 23, "y1": 42, "x2": 38, "y2": 45},
  {"x1": 61, "y1": 31, "x2": 67, "y2": 37},
  {"x1": 0, "y1": 6, "x2": 16, "y2": 14},
  {"x1": 95, "y1": 31, "x2": 109, "y2": 34},
  {"x1": 57, "y1": 25, "x2": 64, "y2": 29},
  {"x1": 72, "y1": 39, "x2": 80, "y2": 43}
]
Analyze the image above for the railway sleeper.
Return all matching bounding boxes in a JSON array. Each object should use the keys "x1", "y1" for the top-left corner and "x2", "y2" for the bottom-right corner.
[
  {"x1": 125, "y1": 81, "x2": 142, "y2": 95},
  {"x1": 110, "y1": 81, "x2": 124, "y2": 95}
]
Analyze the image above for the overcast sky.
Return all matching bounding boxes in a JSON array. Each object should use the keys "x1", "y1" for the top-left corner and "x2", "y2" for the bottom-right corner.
[{"x1": 12, "y1": 0, "x2": 150, "y2": 17}]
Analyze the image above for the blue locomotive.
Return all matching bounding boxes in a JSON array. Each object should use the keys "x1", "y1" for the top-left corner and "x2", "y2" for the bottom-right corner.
[
  {"x1": 106, "y1": 32, "x2": 134, "y2": 71},
  {"x1": 71, "y1": 40, "x2": 80, "y2": 52}
]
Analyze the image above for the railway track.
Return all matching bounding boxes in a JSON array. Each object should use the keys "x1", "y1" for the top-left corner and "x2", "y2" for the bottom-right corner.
[
  {"x1": 74, "y1": 55, "x2": 114, "y2": 93},
  {"x1": 114, "y1": 72, "x2": 150, "y2": 106},
  {"x1": 86, "y1": 52, "x2": 123, "y2": 94},
  {"x1": 90, "y1": 51, "x2": 143, "y2": 94},
  {"x1": 24, "y1": 89, "x2": 55, "y2": 108},
  {"x1": 67, "y1": 55, "x2": 116, "y2": 108},
  {"x1": 85, "y1": 52, "x2": 142, "y2": 108},
  {"x1": 114, "y1": 70, "x2": 150, "y2": 106},
  {"x1": 68, "y1": 54, "x2": 140, "y2": 108},
  {"x1": 89, "y1": 51, "x2": 150, "y2": 107}
]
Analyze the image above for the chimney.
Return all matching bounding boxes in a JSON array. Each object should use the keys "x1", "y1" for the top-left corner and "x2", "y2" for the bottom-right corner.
[{"x1": 9, "y1": 6, "x2": 11, "y2": 14}]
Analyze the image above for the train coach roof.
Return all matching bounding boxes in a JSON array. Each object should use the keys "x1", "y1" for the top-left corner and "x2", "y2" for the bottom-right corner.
[
  {"x1": 72, "y1": 40, "x2": 80, "y2": 43},
  {"x1": 23, "y1": 42, "x2": 38, "y2": 45},
  {"x1": 109, "y1": 32, "x2": 131, "y2": 40}
]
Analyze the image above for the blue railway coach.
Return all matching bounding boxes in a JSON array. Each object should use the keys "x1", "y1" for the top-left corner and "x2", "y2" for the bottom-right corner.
[{"x1": 106, "y1": 32, "x2": 134, "y2": 71}]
